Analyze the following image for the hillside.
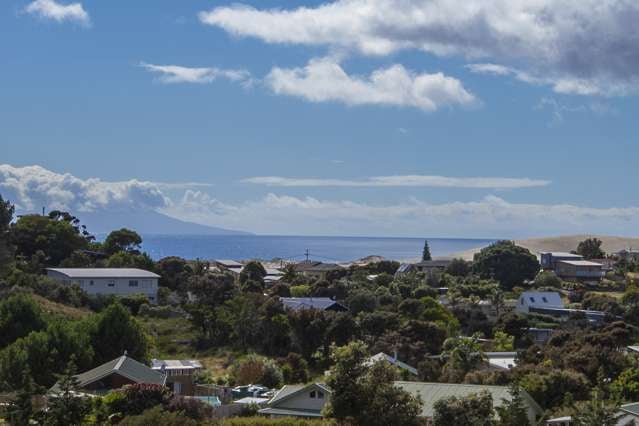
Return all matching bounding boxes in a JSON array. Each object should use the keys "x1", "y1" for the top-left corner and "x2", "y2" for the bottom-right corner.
[{"x1": 449, "y1": 234, "x2": 639, "y2": 260}]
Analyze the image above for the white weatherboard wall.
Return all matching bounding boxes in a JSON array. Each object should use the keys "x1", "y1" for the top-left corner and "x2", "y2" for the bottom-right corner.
[{"x1": 46, "y1": 269, "x2": 159, "y2": 303}]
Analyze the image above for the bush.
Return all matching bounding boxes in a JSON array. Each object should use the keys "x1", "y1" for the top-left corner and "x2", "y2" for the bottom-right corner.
[
  {"x1": 290, "y1": 285, "x2": 311, "y2": 297},
  {"x1": 230, "y1": 354, "x2": 283, "y2": 388},
  {"x1": 119, "y1": 406, "x2": 199, "y2": 426},
  {"x1": 165, "y1": 395, "x2": 214, "y2": 420}
]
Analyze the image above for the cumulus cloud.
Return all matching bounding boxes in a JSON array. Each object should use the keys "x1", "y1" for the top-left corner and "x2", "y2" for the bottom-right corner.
[
  {"x1": 242, "y1": 175, "x2": 550, "y2": 189},
  {"x1": 25, "y1": 0, "x2": 90, "y2": 26},
  {"x1": 265, "y1": 57, "x2": 476, "y2": 111},
  {"x1": 140, "y1": 62, "x2": 252, "y2": 85},
  {"x1": 166, "y1": 192, "x2": 639, "y2": 238},
  {"x1": 200, "y1": 0, "x2": 639, "y2": 96},
  {"x1": 0, "y1": 164, "x2": 176, "y2": 213}
]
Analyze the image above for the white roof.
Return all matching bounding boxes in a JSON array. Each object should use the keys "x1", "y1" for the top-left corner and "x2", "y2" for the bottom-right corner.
[
  {"x1": 366, "y1": 353, "x2": 418, "y2": 375},
  {"x1": 235, "y1": 397, "x2": 270, "y2": 404},
  {"x1": 558, "y1": 260, "x2": 603, "y2": 267},
  {"x1": 151, "y1": 359, "x2": 202, "y2": 370},
  {"x1": 46, "y1": 268, "x2": 160, "y2": 279},
  {"x1": 214, "y1": 259, "x2": 243, "y2": 267},
  {"x1": 540, "y1": 252, "x2": 583, "y2": 258},
  {"x1": 485, "y1": 352, "x2": 518, "y2": 370}
]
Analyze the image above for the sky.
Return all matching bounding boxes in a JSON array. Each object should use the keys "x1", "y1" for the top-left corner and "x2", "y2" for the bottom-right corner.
[{"x1": 1, "y1": 0, "x2": 639, "y2": 238}]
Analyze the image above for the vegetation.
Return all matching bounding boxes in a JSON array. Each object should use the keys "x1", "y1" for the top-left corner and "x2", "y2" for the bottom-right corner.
[{"x1": 0, "y1": 194, "x2": 638, "y2": 425}]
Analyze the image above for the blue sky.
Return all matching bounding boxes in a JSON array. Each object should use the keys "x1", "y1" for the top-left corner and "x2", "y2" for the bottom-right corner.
[{"x1": 1, "y1": 0, "x2": 639, "y2": 237}]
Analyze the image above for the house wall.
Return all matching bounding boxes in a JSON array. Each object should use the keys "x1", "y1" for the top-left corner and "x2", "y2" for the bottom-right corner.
[
  {"x1": 46, "y1": 271, "x2": 158, "y2": 303},
  {"x1": 277, "y1": 388, "x2": 328, "y2": 412}
]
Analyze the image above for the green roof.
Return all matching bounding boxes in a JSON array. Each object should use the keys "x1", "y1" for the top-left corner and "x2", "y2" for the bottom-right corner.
[
  {"x1": 395, "y1": 381, "x2": 543, "y2": 418},
  {"x1": 621, "y1": 402, "x2": 639, "y2": 415},
  {"x1": 50, "y1": 355, "x2": 166, "y2": 393},
  {"x1": 268, "y1": 383, "x2": 330, "y2": 406}
]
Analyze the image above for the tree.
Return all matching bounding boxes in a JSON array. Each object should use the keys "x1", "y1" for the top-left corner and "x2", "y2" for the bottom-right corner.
[
  {"x1": 323, "y1": 341, "x2": 422, "y2": 426},
  {"x1": 611, "y1": 367, "x2": 639, "y2": 401},
  {"x1": 86, "y1": 302, "x2": 150, "y2": 364},
  {"x1": 422, "y1": 240, "x2": 432, "y2": 261},
  {"x1": 6, "y1": 370, "x2": 38, "y2": 426},
  {"x1": 446, "y1": 258, "x2": 471, "y2": 277},
  {"x1": 103, "y1": 228, "x2": 143, "y2": 255},
  {"x1": 495, "y1": 383, "x2": 529, "y2": 426},
  {"x1": 492, "y1": 331, "x2": 514, "y2": 352},
  {"x1": 576, "y1": 238, "x2": 605, "y2": 260},
  {"x1": 239, "y1": 261, "x2": 266, "y2": 286},
  {"x1": 432, "y1": 390, "x2": 494, "y2": 426},
  {"x1": 473, "y1": 241, "x2": 540, "y2": 290},
  {"x1": 45, "y1": 359, "x2": 91, "y2": 426},
  {"x1": 0, "y1": 194, "x2": 14, "y2": 275},
  {"x1": 0, "y1": 293, "x2": 45, "y2": 348},
  {"x1": 572, "y1": 387, "x2": 621, "y2": 426},
  {"x1": 441, "y1": 334, "x2": 485, "y2": 381},
  {"x1": 10, "y1": 214, "x2": 89, "y2": 266}
]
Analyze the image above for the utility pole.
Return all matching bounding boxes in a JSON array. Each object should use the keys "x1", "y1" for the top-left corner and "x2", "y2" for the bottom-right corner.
[{"x1": 305, "y1": 249, "x2": 310, "y2": 262}]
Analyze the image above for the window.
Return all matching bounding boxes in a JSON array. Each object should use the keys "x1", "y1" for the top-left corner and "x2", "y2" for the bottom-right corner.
[
  {"x1": 129, "y1": 280, "x2": 139, "y2": 287},
  {"x1": 542, "y1": 296, "x2": 548, "y2": 303},
  {"x1": 529, "y1": 297, "x2": 535, "y2": 303},
  {"x1": 90, "y1": 280, "x2": 94, "y2": 286},
  {"x1": 309, "y1": 391, "x2": 316, "y2": 398},
  {"x1": 108, "y1": 280, "x2": 115, "y2": 287},
  {"x1": 318, "y1": 391, "x2": 324, "y2": 399}
]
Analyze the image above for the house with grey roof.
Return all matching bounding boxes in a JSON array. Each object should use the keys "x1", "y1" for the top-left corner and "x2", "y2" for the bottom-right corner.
[
  {"x1": 396, "y1": 381, "x2": 543, "y2": 424},
  {"x1": 50, "y1": 355, "x2": 166, "y2": 395},
  {"x1": 258, "y1": 383, "x2": 330, "y2": 418},
  {"x1": 280, "y1": 297, "x2": 348, "y2": 312},
  {"x1": 46, "y1": 268, "x2": 160, "y2": 303}
]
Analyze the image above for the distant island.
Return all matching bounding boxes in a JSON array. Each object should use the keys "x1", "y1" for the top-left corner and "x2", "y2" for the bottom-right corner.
[{"x1": 72, "y1": 209, "x2": 251, "y2": 236}]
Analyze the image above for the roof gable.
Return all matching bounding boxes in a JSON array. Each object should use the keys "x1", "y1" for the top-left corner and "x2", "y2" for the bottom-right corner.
[
  {"x1": 269, "y1": 383, "x2": 330, "y2": 407},
  {"x1": 73, "y1": 355, "x2": 166, "y2": 389}
]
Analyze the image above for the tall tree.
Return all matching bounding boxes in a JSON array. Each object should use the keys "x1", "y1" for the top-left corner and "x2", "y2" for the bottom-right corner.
[
  {"x1": 576, "y1": 238, "x2": 605, "y2": 260},
  {"x1": 495, "y1": 383, "x2": 529, "y2": 426},
  {"x1": 422, "y1": 240, "x2": 432, "y2": 261},
  {"x1": 103, "y1": 228, "x2": 143, "y2": 255},
  {"x1": 45, "y1": 359, "x2": 91, "y2": 426},
  {"x1": 86, "y1": 303, "x2": 149, "y2": 364},
  {"x1": 0, "y1": 194, "x2": 14, "y2": 275},
  {"x1": 323, "y1": 341, "x2": 422, "y2": 426},
  {"x1": 10, "y1": 214, "x2": 89, "y2": 266},
  {"x1": 0, "y1": 293, "x2": 45, "y2": 349},
  {"x1": 432, "y1": 390, "x2": 495, "y2": 426},
  {"x1": 473, "y1": 241, "x2": 540, "y2": 290},
  {"x1": 572, "y1": 387, "x2": 621, "y2": 426}
]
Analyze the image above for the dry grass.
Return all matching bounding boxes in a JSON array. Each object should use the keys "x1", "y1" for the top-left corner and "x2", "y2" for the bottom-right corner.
[{"x1": 31, "y1": 294, "x2": 91, "y2": 320}]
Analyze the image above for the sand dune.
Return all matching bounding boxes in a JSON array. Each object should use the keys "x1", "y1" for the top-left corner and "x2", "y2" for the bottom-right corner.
[{"x1": 448, "y1": 234, "x2": 639, "y2": 261}]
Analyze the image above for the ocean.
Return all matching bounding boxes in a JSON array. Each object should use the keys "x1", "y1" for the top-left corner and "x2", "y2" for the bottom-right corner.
[{"x1": 138, "y1": 235, "x2": 495, "y2": 263}]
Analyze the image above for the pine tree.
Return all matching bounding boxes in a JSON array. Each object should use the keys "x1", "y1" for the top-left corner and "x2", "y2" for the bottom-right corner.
[
  {"x1": 6, "y1": 369, "x2": 38, "y2": 426},
  {"x1": 45, "y1": 359, "x2": 90, "y2": 426},
  {"x1": 422, "y1": 240, "x2": 432, "y2": 261},
  {"x1": 495, "y1": 383, "x2": 529, "y2": 425}
]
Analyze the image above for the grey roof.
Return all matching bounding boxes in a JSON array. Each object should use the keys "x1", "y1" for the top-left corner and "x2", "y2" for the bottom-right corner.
[
  {"x1": 293, "y1": 261, "x2": 343, "y2": 273},
  {"x1": 557, "y1": 260, "x2": 603, "y2": 267},
  {"x1": 367, "y1": 353, "x2": 418, "y2": 376},
  {"x1": 540, "y1": 252, "x2": 583, "y2": 258},
  {"x1": 395, "y1": 381, "x2": 542, "y2": 418},
  {"x1": 280, "y1": 297, "x2": 347, "y2": 311},
  {"x1": 621, "y1": 402, "x2": 639, "y2": 416},
  {"x1": 258, "y1": 407, "x2": 324, "y2": 417},
  {"x1": 414, "y1": 260, "x2": 452, "y2": 268},
  {"x1": 51, "y1": 355, "x2": 166, "y2": 393},
  {"x1": 213, "y1": 259, "x2": 243, "y2": 267},
  {"x1": 46, "y1": 268, "x2": 160, "y2": 279}
]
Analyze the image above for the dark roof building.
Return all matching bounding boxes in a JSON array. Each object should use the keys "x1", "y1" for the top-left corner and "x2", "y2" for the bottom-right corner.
[
  {"x1": 280, "y1": 297, "x2": 348, "y2": 312},
  {"x1": 292, "y1": 261, "x2": 343, "y2": 276},
  {"x1": 50, "y1": 355, "x2": 166, "y2": 395}
]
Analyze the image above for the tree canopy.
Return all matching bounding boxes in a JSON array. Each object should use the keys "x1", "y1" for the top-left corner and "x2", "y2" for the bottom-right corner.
[{"x1": 473, "y1": 241, "x2": 540, "y2": 290}]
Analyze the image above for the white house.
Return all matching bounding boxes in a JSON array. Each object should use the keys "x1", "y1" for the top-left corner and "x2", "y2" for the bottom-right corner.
[
  {"x1": 259, "y1": 383, "x2": 330, "y2": 418},
  {"x1": 46, "y1": 268, "x2": 160, "y2": 303},
  {"x1": 516, "y1": 291, "x2": 564, "y2": 314}
]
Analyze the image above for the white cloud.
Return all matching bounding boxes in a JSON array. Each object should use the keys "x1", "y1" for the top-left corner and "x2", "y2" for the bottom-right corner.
[
  {"x1": 0, "y1": 164, "x2": 180, "y2": 213},
  {"x1": 265, "y1": 57, "x2": 476, "y2": 111},
  {"x1": 242, "y1": 175, "x2": 550, "y2": 189},
  {"x1": 200, "y1": 0, "x2": 639, "y2": 96},
  {"x1": 25, "y1": 0, "x2": 90, "y2": 26},
  {"x1": 140, "y1": 62, "x2": 252, "y2": 85},
  {"x1": 166, "y1": 192, "x2": 639, "y2": 238}
]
